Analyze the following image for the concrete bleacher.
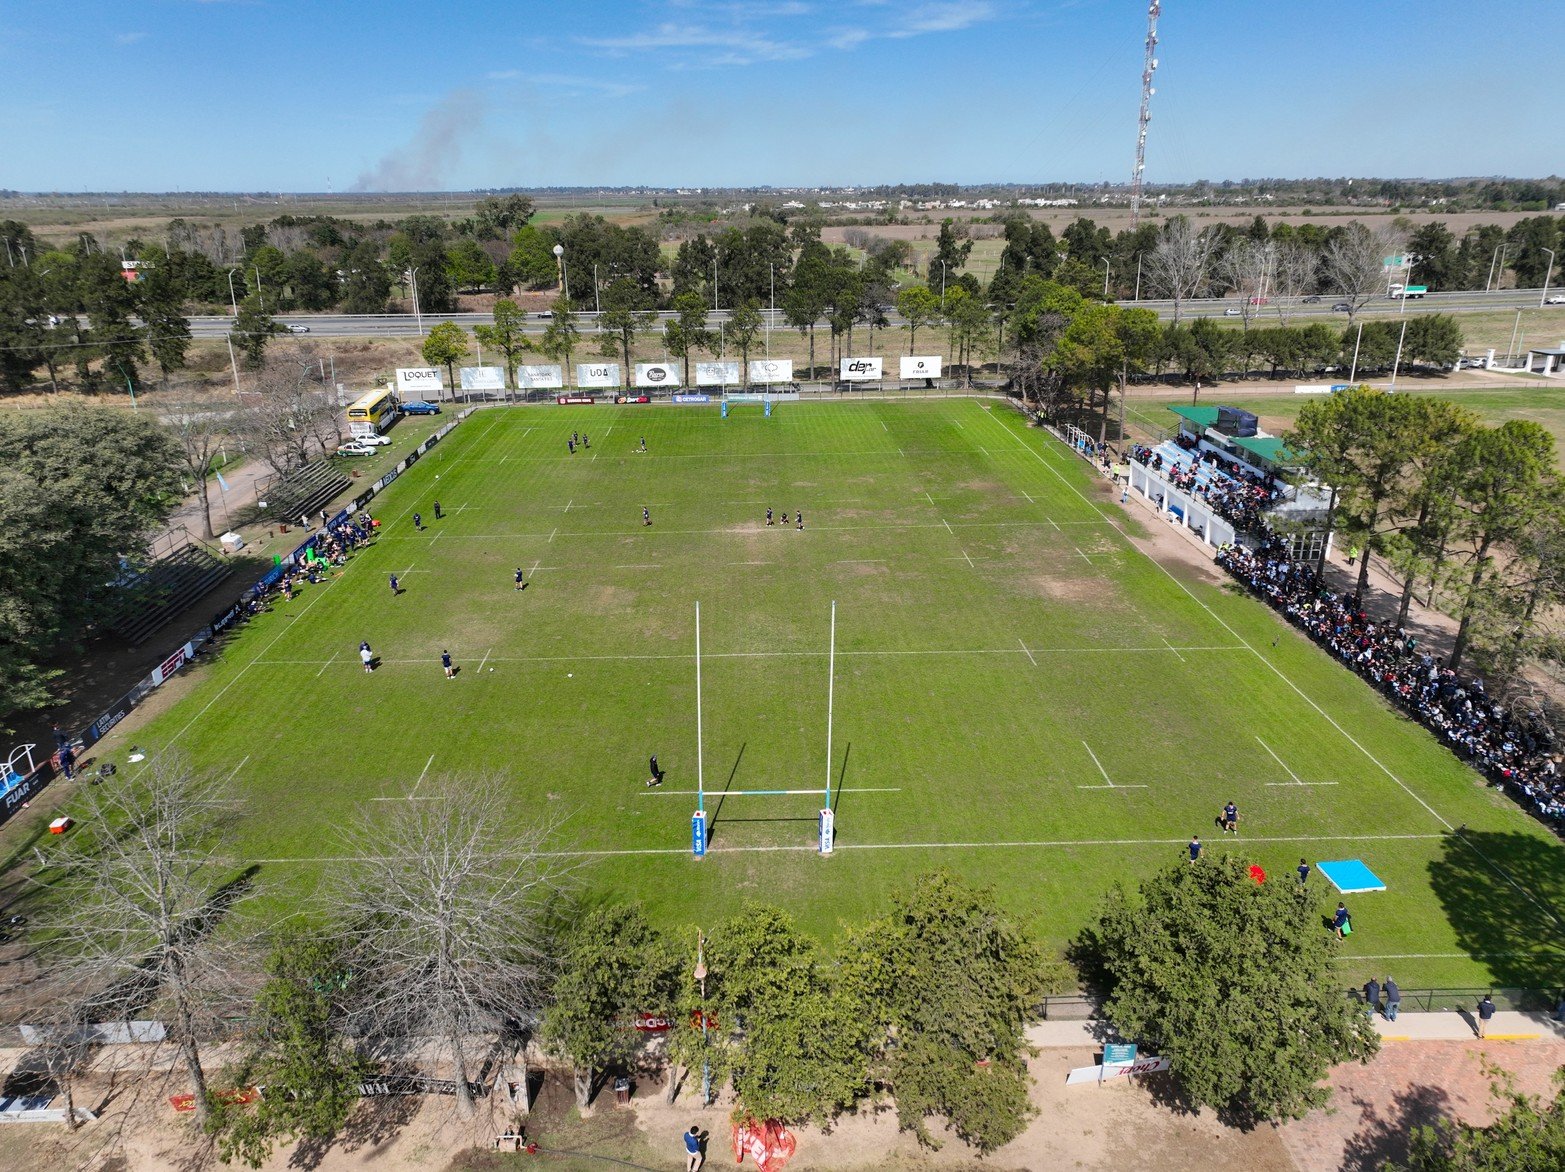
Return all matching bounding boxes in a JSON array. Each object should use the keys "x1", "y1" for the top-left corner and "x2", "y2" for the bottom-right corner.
[
  {"x1": 258, "y1": 459, "x2": 350, "y2": 525},
  {"x1": 105, "y1": 544, "x2": 233, "y2": 646}
]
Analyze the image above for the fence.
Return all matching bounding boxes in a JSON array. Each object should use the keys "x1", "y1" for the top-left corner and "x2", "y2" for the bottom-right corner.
[{"x1": 0, "y1": 407, "x2": 482, "y2": 831}]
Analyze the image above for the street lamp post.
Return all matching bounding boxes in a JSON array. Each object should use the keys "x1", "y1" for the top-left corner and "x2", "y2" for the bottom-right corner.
[
  {"x1": 1541, "y1": 248, "x2": 1556, "y2": 309},
  {"x1": 592, "y1": 263, "x2": 601, "y2": 315},
  {"x1": 1389, "y1": 318, "x2": 1409, "y2": 392},
  {"x1": 712, "y1": 257, "x2": 719, "y2": 312},
  {"x1": 1134, "y1": 253, "x2": 1143, "y2": 302},
  {"x1": 1486, "y1": 244, "x2": 1508, "y2": 292},
  {"x1": 226, "y1": 269, "x2": 240, "y2": 316},
  {"x1": 410, "y1": 267, "x2": 423, "y2": 336},
  {"x1": 1099, "y1": 257, "x2": 1111, "y2": 299},
  {"x1": 766, "y1": 263, "x2": 774, "y2": 360},
  {"x1": 937, "y1": 260, "x2": 948, "y2": 307},
  {"x1": 1348, "y1": 321, "x2": 1364, "y2": 384},
  {"x1": 552, "y1": 243, "x2": 567, "y2": 301},
  {"x1": 252, "y1": 266, "x2": 264, "y2": 312}
]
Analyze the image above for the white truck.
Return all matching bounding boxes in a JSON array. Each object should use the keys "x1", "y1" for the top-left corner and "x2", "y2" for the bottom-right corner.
[{"x1": 1387, "y1": 284, "x2": 1428, "y2": 299}]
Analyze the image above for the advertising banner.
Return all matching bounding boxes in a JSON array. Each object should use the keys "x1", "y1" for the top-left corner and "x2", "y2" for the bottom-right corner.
[
  {"x1": 459, "y1": 366, "x2": 506, "y2": 391},
  {"x1": 615, "y1": 394, "x2": 652, "y2": 404},
  {"x1": 840, "y1": 357, "x2": 883, "y2": 382},
  {"x1": 395, "y1": 367, "x2": 442, "y2": 396},
  {"x1": 900, "y1": 355, "x2": 942, "y2": 380},
  {"x1": 696, "y1": 361, "x2": 741, "y2": 387},
  {"x1": 749, "y1": 359, "x2": 793, "y2": 384},
  {"x1": 556, "y1": 395, "x2": 597, "y2": 405},
  {"x1": 672, "y1": 393, "x2": 711, "y2": 404},
  {"x1": 635, "y1": 362, "x2": 680, "y2": 389},
  {"x1": 576, "y1": 363, "x2": 621, "y2": 388},
  {"x1": 518, "y1": 364, "x2": 564, "y2": 389}
]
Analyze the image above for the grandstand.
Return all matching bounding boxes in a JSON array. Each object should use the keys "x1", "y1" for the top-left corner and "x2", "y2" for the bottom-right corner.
[
  {"x1": 104, "y1": 543, "x2": 232, "y2": 645},
  {"x1": 255, "y1": 459, "x2": 351, "y2": 525}
]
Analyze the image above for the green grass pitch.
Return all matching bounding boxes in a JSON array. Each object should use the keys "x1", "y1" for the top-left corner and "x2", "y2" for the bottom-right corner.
[{"x1": 113, "y1": 398, "x2": 1565, "y2": 989}]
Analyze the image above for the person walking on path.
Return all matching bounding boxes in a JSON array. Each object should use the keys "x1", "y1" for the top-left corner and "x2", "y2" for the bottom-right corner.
[
  {"x1": 442, "y1": 650, "x2": 455, "y2": 679},
  {"x1": 360, "y1": 641, "x2": 374, "y2": 672},
  {"x1": 1476, "y1": 994, "x2": 1495, "y2": 1038},
  {"x1": 1333, "y1": 903, "x2": 1351, "y2": 938},
  {"x1": 1385, "y1": 977, "x2": 1400, "y2": 1021},
  {"x1": 1364, "y1": 977, "x2": 1381, "y2": 1018},
  {"x1": 683, "y1": 1126, "x2": 703, "y2": 1172},
  {"x1": 1187, "y1": 835, "x2": 1202, "y2": 863}
]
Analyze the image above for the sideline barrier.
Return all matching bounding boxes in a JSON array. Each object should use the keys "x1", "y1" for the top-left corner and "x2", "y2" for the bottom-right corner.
[{"x1": 0, "y1": 409, "x2": 480, "y2": 830}]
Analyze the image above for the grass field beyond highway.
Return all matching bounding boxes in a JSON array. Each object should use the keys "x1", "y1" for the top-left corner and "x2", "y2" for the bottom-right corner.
[{"x1": 101, "y1": 398, "x2": 1565, "y2": 989}]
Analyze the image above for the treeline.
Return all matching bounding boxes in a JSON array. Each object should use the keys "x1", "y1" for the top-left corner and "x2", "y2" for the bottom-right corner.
[{"x1": 1286, "y1": 387, "x2": 1563, "y2": 678}]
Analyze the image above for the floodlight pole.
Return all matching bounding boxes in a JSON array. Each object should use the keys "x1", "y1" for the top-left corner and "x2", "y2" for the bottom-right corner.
[{"x1": 696, "y1": 600, "x2": 705, "y2": 818}]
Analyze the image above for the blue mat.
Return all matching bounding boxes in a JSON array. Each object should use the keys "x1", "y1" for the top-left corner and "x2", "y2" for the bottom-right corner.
[{"x1": 1317, "y1": 859, "x2": 1386, "y2": 894}]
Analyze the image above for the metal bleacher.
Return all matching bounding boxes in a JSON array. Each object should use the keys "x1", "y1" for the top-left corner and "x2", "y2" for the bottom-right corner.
[
  {"x1": 256, "y1": 459, "x2": 350, "y2": 525},
  {"x1": 105, "y1": 544, "x2": 233, "y2": 646}
]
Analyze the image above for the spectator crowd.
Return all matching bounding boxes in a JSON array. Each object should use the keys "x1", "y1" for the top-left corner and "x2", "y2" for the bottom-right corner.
[
  {"x1": 1215, "y1": 543, "x2": 1564, "y2": 830},
  {"x1": 1128, "y1": 439, "x2": 1283, "y2": 535}
]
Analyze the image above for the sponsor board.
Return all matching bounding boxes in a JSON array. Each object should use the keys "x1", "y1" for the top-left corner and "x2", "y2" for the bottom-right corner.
[
  {"x1": 749, "y1": 359, "x2": 793, "y2": 385},
  {"x1": 696, "y1": 361, "x2": 740, "y2": 386},
  {"x1": 557, "y1": 395, "x2": 597, "y2": 405},
  {"x1": 518, "y1": 364, "x2": 564, "y2": 389},
  {"x1": 459, "y1": 366, "x2": 506, "y2": 391},
  {"x1": 356, "y1": 1075, "x2": 489, "y2": 1099},
  {"x1": 0, "y1": 761, "x2": 56, "y2": 826},
  {"x1": 840, "y1": 357, "x2": 883, "y2": 382},
  {"x1": 635, "y1": 362, "x2": 680, "y2": 388},
  {"x1": 672, "y1": 393, "x2": 712, "y2": 404},
  {"x1": 575, "y1": 363, "x2": 621, "y2": 388},
  {"x1": 633, "y1": 1012, "x2": 673, "y2": 1032},
  {"x1": 1065, "y1": 1055, "x2": 1172, "y2": 1085},
  {"x1": 395, "y1": 367, "x2": 442, "y2": 395},
  {"x1": 900, "y1": 355, "x2": 942, "y2": 379},
  {"x1": 615, "y1": 394, "x2": 652, "y2": 404}
]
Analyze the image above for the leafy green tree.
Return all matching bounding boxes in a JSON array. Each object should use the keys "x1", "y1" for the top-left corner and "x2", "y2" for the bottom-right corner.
[
  {"x1": 1409, "y1": 222, "x2": 1459, "y2": 290},
  {"x1": 896, "y1": 285, "x2": 941, "y2": 355},
  {"x1": 844, "y1": 873, "x2": 1063, "y2": 1152},
  {"x1": 1504, "y1": 216, "x2": 1561, "y2": 287},
  {"x1": 543, "y1": 906, "x2": 680, "y2": 1109},
  {"x1": 232, "y1": 294, "x2": 281, "y2": 369},
  {"x1": 1404, "y1": 314, "x2": 1464, "y2": 368},
  {"x1": 215, "y1": 931, "x2": 368, "y2": 1168},
  {"x1": 76, "y1": 251, "x2": 147, "y2": 393},
  {"x1": 339, "y1": 240, "x2": 391, "y2": 314},
  {"x1": 1165, "y1": 316, "x2": 1232, "y2": 399},
  {"x1": 930, "y1": 218, "x2": 974, "y2": 281},
  {"x1": 420, "y1": 321, "x2": 469, "y2": 400},
  {"x1": 139, "y1": 263, "x2": 192, "y2": 386},
  {"x1": 474, "y1": 194, "x2": 535, "y2": 239},
  {"x1": 474, "y1": 298, "x2": 532, "y2": 393},
  {"x1": 1446, "y1": 421, "x2": 1558, "y2": 669},
  {"x1": 944, "y1": 287, "x2": 994, "y2": 387},
  {"x1": 784, "y1": 239, "x2": 832, "y2": 377},
  {"x1": 1077, "y1": 853, "x2": 1379, "y2": 1125},
  {"x1": 410, "y1": 241, "x2": 456, "y2": 313},
  {"x1": 1392, "y1": 1066, "x2": 1565, "y2": 1171},
  {"x1": 664, "y1": 292, "x2": 715, "y2": 388},
  {"x1": 508, "y1": 225, "x2": 561, "y2": 290},
  {"x1": 599, "y1": 278, "x2": 656, "y2": 375},
  {"x1": 282, "y1": 251, "x2": 336, "y2": 311},
  {"x1": 540, "y1": 296, "x2": 581, "y2": 387},
  {"x1": 726, "y1": 300, "x2": 764, "y2": 385},
  {"x1": 0, "y1": 265, "x2": 48, "y2": 392},
  {"x1": 445, "y1": 237, "x2": 498, "y2": 291}
]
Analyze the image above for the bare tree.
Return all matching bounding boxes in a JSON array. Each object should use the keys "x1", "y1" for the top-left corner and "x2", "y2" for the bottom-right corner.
[
  {"x1": 232, "y1": 354, "x2": 343, "y2": 477},
  {"x1": 333, "y1": 780, "x2": 565, "y2": 1117},
  {"x1": 1321, "y1": 223, "x2": 1403, "y2": 322},
  {"x1": 33, "y1": 753, "x2": 256, "y2": 1128},
  {"x1": 1143, "y1": 215, "x2": 1217, "y2": 324},
  {"x1": 1271, "y1": 242, "x2": 1319, "y2": 325},
  {"x1": 166, "y1": 401, "x2": 236, "y2": 538},
  {"x1": 1217, "y1": 239, "x2": 1275, "y2": 331}
]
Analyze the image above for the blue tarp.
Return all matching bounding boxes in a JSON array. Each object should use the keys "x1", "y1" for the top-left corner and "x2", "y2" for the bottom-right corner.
[{"x1": 1317, "y1": 859, "x2": 1386, "y2": 894}]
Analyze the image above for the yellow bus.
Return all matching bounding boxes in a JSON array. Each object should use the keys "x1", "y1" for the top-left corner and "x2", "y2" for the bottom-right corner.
[{"x1": 345, "y1": 388, "x2": 399, "y2": 434}]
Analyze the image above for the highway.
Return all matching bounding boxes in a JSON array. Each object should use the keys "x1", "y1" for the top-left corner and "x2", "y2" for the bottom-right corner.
[{"x1": 186, "y1": 288, "x2": 1560, "y2": 340}]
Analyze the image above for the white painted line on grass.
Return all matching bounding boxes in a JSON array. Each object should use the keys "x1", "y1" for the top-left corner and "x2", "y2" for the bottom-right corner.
[
  {"x1": 942, "y1": 518, "x2": 954, "y2": 535},
  {"x1": 1020, "y1": 489, "x2": 1035, "y2": 503},
  {"x1": 1162, "y1": 639, "x2": 1185, "y2": 663},
  {"x1": 407, "y1": 752, "x2": 436, "y2": 799},
  {"x1": 615, "y1": 563, "x2": 663, "y2": 569},
  {"x1": 640, "y1": 787, "x2": 902, "y2": 797},
  {"x1": 316, "y1": 651, "x2": 338, "y2": 678},
  {"x1": 563, "y1": 499, "x2": 573, "y2": 514},
  {"x1": 476, "y1": 647, "x2": 492, "y2": 674},
  {"x1": 222, "y1": 755, "x2": 251, "y2": 785},
  {"x1": 959, "y1": 548, "x2": 975, "y2": 568},
  {"x1": 528, "y1": 559, "x2": 541, "y2": 580},
  {"x1": 925, "y1": 491, "x2": 937, "y2": 507},
  {"x1": 1257, "y1": 736, "x2": 1304, "y2": 783},
  {"x1": 1019, "y1": 639, "x2": 1038, "y2": 667},
  {"x1": 549, "y1": 527, "x2": 558, "y2": 543},
  {"x1": 1074, "y1": 547, "x2": 1093, "y2": 565}
]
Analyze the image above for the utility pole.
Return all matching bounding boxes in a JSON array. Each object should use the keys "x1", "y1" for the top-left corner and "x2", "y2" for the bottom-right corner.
[{"x1": 1129, "y1": 1, "x2": 1162, "y2": 229}]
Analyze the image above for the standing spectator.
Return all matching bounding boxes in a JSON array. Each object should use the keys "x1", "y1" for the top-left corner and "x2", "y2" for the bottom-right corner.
[
  {"x1": 433, "y1": 500, "x2": 443, "y2": 520},
  {"x1": 1333, "y1": 903, "x2": 1350, "y2": 938},
  {"x1": 360, "y1": 642, "x2": 374, "y2": 672},
  {"x1": 1222, "y1": 801, "x2": 1239, "y2": 834},
  {"x1": 51, "y1": 723, "x2": 70, "y2": 750},
  {"x1": 1297, "y1": 858, "x2": 1311, "y2": 884},
  {"x1": 1385, "y1": 977, "x2": 1400, "y2": 1021},
  {"x1": 647, "y1": 755, "x2": 662, "y2": 788},
  {"x1": 1476, "y1": 994, "x2": 1495, "y2": 1038},
  {"x1": 1187, "y1": 835, "x2": 1202, "y2": 863},
  {"x1": 442, "y1": 650, "x2": 455, "y2": 679},
  {"x1": 389, "y1": 573, "x2": 400, "y2": 596},
  {"x1": 682, "y1": 1125, "x2": 703, "y2": 1171},
  {"x1": 515, "y1": 567, "x2": 526, "y2": 591},
  {"x1": 1364, "y1": 977, "x2": 1381, "y2": 1018},
  {"x1": 413, "y1": 512, "x2": 423, "y2": 531}
]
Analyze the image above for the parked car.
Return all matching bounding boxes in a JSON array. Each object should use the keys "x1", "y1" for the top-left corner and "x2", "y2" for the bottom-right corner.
[
  {"x1": 401, "y1": 400, "x2": 441, "y2": 415},
  {"x1": 350, "y1": 432, "x2": 392, "y2": 446},
  {"x1": 1332, "y1": 302, "x2": 1352, "y2": 312},
  {"x1": 1546, "y1": 294, "x2": 1565, "y2": 305},
  {"x1": 1224, "y1": 307, "x2": 1242, "y2": 316},
  {"x1": 334, "y1": 441, "x2": 378, "y2": 457},
  {"x1": 286, "y1": 324, "x2": 310, "y2": 334}
]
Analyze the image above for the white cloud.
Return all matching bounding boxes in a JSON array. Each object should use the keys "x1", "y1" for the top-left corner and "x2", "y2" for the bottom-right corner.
[
  {"x1": 891, "y1": 1, "x2": 997, "y2": 37},
  {"x1": 114, "y1": 31, "x2": 148, "y2": 45},
  {"x1": 580, "y1": 22, "x2": 813, "y2": 64},
  {"x1": 487, "y1": 69, "x2": 522, "y2": 80}
]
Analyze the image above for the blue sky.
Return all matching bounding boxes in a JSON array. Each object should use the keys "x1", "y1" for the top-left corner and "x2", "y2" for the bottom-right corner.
[{"x1": 1, "y1": 0, "x2": 1552, "y2": 192}]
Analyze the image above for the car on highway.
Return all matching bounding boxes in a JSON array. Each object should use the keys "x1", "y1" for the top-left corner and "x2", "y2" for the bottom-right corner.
[
  {"x1": 1302, "y1": 295, "x2": 1321, "y2": 303},
  {"x1": 286, "y1": 324, "x2": 310, "y2": 334},
  {"x1": 334, "y1": 440, "x2": 378, "y2": 457},
  {"x1": 1332, "y1": 302, "x2": 1352, "y2": 312},
  {"x1": 1547, "y1": 295, "x2": 1565, "y2": 305},
  {"x1": 1224, "y1": 307, "x2": 1242, "y2": 316},
  {"x1": 400, "y1": 401, "x2": 441, "y2": 416}
]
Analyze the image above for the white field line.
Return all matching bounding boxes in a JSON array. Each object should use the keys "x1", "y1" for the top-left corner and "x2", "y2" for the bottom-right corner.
[
  {"x1": 1258, "y1": 736, "x2": 1304, "y2": 783},
  {"x1": 925, "y1": 491, "x2": 936, "y2": 507},
  {"x1": 404, "y1": 752, "x2": 437, "y2": 799},
  {"x1": 549, "y1": 527, "x2": 558, "y2": 543},
  {"x1": 959, "y1": 548, "x2": 975, "y2": 567},
  {"x1": 640, "y1": 787, "x2": 902, "y2": 798},
  {"x1": 222, "y1": 754, "x2": 251, "y2": 785},
  {"x1": 984, "y1": 410, "x2": 1565, "y2": 934},
  {"x1": 1077, "y1": 740, "x2": 1148, "y2": 790},
  {"x1": 476, "y1": 647, "x2": 492, "y2": 674},
  {"x1": 1162, "y1": 639, "x2": 1185, "y2": 663},
  {"x1": 315, "y1": 651, "x2": 338, "y2": 678},
  {"x1": 942, "y1": 518, "x2": 954, "y2": 535},
  {"x1": 563, "y1": 499, "x2": 573, "y2": 514},
  {"x1": 368, "y1": 519, "x2": 1107, "y2": 540},
  {"x1": 246, "y1": 832, "x2": 1453, "y2": 865},
  {"x1": 1019, "y1": 639, "x2": 1038, "y2": 667},
  {"x1": 528, "y1": 559, "x2": 541, "y2": 580}
]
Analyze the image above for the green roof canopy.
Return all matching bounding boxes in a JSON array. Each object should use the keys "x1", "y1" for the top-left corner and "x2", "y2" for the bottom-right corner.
[
  {"x1": 1168, "y1": 405, "x2": 1220, "y2": 428},
  {"x1": 1231, "y1": 435, "x2": 1298, "y2": 465}
]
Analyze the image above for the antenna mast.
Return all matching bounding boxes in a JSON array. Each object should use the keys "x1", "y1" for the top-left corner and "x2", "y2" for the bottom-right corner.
[{"x1": 1130, "y1": 1, "x2": 1162, "y2": 228}]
